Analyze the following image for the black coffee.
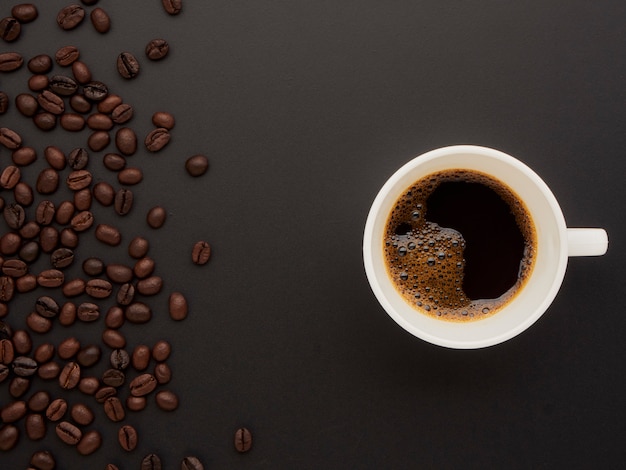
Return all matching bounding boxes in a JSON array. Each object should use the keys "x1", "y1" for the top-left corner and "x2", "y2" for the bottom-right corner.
[{"x1": 384, "y1": 169, "x2": 536, "y2": 322}]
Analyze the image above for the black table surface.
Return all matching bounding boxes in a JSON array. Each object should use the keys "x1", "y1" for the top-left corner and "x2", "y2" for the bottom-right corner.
[{"x1": 1, "y1": 1, "x2": 625, "y2": 469}]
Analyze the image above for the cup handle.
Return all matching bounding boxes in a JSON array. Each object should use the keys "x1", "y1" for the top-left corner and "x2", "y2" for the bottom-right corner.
[{"x1": 567, "y1": 228, "x2": 608, "y2": 257}]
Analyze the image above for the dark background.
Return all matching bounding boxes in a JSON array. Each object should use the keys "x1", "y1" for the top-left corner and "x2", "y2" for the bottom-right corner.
[{"x1": 1, "y1": 1, "x2": 625, "y2": 468}]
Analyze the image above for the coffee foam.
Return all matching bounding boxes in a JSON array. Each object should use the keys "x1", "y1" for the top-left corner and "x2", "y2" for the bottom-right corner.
[{"x1": 383, "y1": 169, "x2": 536, "y2": 322}]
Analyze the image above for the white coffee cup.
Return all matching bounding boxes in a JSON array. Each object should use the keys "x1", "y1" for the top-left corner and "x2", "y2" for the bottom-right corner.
[{"x1": 363, "y1": 145, "x2": 608, "y2": 349}]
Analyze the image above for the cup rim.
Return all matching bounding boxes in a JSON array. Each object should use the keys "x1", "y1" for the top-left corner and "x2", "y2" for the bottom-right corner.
[{"x1": 363, "y1": 145, "x2": 569, "y2": 348}]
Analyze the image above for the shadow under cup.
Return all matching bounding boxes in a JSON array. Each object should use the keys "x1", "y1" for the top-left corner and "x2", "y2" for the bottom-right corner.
[{"x1": 363, "y1": 146, "x2": 568, "y2": 349}]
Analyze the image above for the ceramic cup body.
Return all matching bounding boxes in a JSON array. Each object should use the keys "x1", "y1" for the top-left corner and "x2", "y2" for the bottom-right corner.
[{"x1": 363, "y1": 145, "x2": 608, "y2": 348}]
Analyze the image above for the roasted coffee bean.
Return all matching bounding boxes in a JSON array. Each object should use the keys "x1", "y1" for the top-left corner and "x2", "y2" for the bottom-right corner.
[
  {"x1": 185, "y1": 155, "x2": 209, "y2": 176},
  {"x1": 126, "y1": 395, "x2": 146, "y2": 412},
  {"x1": 129, "y1": 373, "x2": 157, "y2": 397},
  {"x1": 12, "y1": 330, "x2": 31, "y2": 354},
  {"x1": 77, "y1": 429, "x2": 102, "y2": 455},
  {"x1": 154, "y1": 362, "x2": 171, "y2": 384},
  {"x1": 87, "y1": 112, "x2": 113, "y2": 130},
  {"x1": 57, "y1": 4, "x2": 85, "y2": 30},
  {"x1": 103, "y1": 152, "x2": 126, "y2": 171},
  {"x1": 95, "y1": 223, "x2": 121, "y2": 246},
  {"x1": 0, "y1": 424, "x2": 19, "y2": 451},
  {"x1": 70, "y1": 402, "x2": 94, "y2": 425},
  {"x1": 33, "y1": 112, "x2": 57, "y2": 131},
  {"x1": 115, "y1": 127, "x2": 137, "y2": 155},
  {"x1": 70, "y1": 210, "x2": 94, "y2": 231},
  {"x1": 155, "y1": 390, "x2": 179, "y2": 411},
  {"x1": 192, "y1": 241, "x2": 212, "y2": 265},
  {"x1": 147, "y1": 206, "x2": 167, "y2": 228},
  {"x1": 0, "y1": 52, "x2": 23, "y2": 72},
  {"x1": 43, "y1": 146, "x2": 65, "y2": 170},
  {"x1": 25, "y1": 413, "x2": 46, "y2": 440},
  {"x1": 15, "y1": 93, "x2": 38, "y2": 117},
  {"x1": 3, "y1": 202, "x2": 25, "y2": 228},
  {"x1": 181, "y1": 456, "x2": 205, "y2": 470},
  {"x1": 62, "y1": 278, "x2": 85, "y2": 297},
  {"x1": 26, "y1": 311, "x2": 52, "y2": 333},
  {"x1": 125, "y1": 302, "x2": 152, "y2": 324},
  {"x1": 102, "y1": 368, "x2": 125, "y2": 387},
  {"x1": 3, "y1": 259, "x2": 27, "y2": 277},
  {"x1": 58, "y1": 337, "x2": 80, "y2": 359},
  {"x1": 1, "y1": 400, "x2": 27, "y2": 422},
  {"x1": 116, "y1": 283, "x2": 135, "y2": 305},
  {"x1": 73, "y1": 188, "x2": 92, "y2": 210},
  {"x1": 34, "y1": 344, "x2": 55, "y2": 364},
  {"x1": 58, "y1": 302, "x2": 76, "y2": 326},
  {"x1": 111, "y1": 102, "x2": 133, "y2": 124},
  {"x1": 85, "y1": 278, "x2": 112, "y2": 298},
  {"x1": 128, "y1": 237, "x2": 149, "y2": 259},
  {"x1": 118, "y1": 424, "x2": 138, "y2": 451},
  {"x1": 30, "y1": 450, "x2": 56, "y2": 470},
  {"x1": 35, "y1": 296, "x2": 59, "y2": 318},
  {"x1": 55, "y1": 200, "x2": 74, "y2": 224},
  {"x1": 113, "y1": 188, "x2": 133, "y2": 215},
  {"x1": 0, "y1": 92, "x2": 7, "y2": 114},
  {"x1": 37, "y1": 90, "x2": 64, "y2": 114},
  {"x1": 88, "y1": 130, "x2": 110, "y2": 151},
  {"x1": 51, "y1": 248, "x2": 74, "y2": 269},
  {"x1": 56, "y1": 420, "x2": 82, "y2": 445},
  {"x1": 46, "y1": 398, "x2": 67, "y2": 421},
  {"x1": 19, "y1": 221, "x2": 40, "y2": 239},
  {"x1": 105, "y1": 306, "x2": 125, "y2": 329},
  {"x1": 0, "y1": 338, "x2": 14, "y2": 364},
  {"x1": 17, "y1": 275, "x2": 37, "y2": 294},
  {"x1": 82, "y1": 257, "x2": 104, "y2": 276},
  {"x1": 39, "y1": 227, "x2": 58, "y2": 253},
  {"x1": 0, "y1": 128, "x2": 21, "y2": 150},
  {"x1": 59, "y1": 361, "x2": 80, "y2": 389},
  {"x1": 76, "y1": 344, "x2": 101, "y2": 367},
  {"x1": 168, "y1": 292, "x2": 188, "y2": 320},
  {"x1": 137, "y1": 276, "x2": 163, "y2": 296},
  {"x1": 0, "y1": 17, "x2": 21, "y2": 42},
  {"x1": 79, "y1": 376, "x2": 99, "y2": 395},
  {"x1": 90, "y1": 7, "x2": 110, "y2": 33},
  {"x1": 96, "y1": 96, "x2": 120, "y2": 114},
  {"x1": 132, "y1": 345, "x2": 151, "y2": 371},
  {"x1": 37, "y1": 269, "x2": 64, "y2": 288},
  {"x1": 61, "y1": 227, "x2": 79, "y2": 248},
  {"x1": 0, "y1": 363, "x2": 8, "y2": 381},
  {"x1": 14, "y1": 182, "x2": 34, "y2": 206},
  {"x1": 13, "y1": 356, "x2": 37, "y2": 376},
  {"x1": 63, "y1": 113, "x2": 87, "y2": 130},
  {"x1": 118, "y1": 167, "x2": 143, "y2": 185},
  {"x1": 1, "y1": 167, "x2": 20, "y2": 190},
  {"x1": 0, "y1": 233, "x2": 21, "y2": 256},
  {"x1": 12, "y1": 147, "x2": 36, "y2": 166},
  {"x1": 12, "y1": 4, "x2": 39, "y2": 23},
  {"x1": 9, "y1": 376, "x2": 30, "y2": 397},
  {"x1": 55, "y1": 45, "x2": 80, "y2": 66},
  {"x1": 110, "y1": 349, "x2": 130, "y2": 370},
  {"x1": 84, "y1": 80, "x2": 108, "y2": 101},
  {"x1": 141, "y1": 453, "x2": 163, "y2": 470},
  {"x1": 70, "y1": 93, "x2": 91, "y2": 113},
  {"x1": 104, "y1": 396, "x2": 125, "y2": 422},
  {"x1": 28, "y1": 54, "x2": 51, "y2": 74},
  {"x1": 146, "y1": 39, "x2": 169, "y2": 61},
  {"x1": 49, "y1": 75, "x2": 78, "y2": 96},
  {"x1": 91, "y1": 182, "x2": 114, "y2": 207},
  {"x1": 71, "y1": 60, "x2": 91, "y2": 84},
  {"x1": 95, "y1": 386, "x2": 117, "y2": 403},
  {"x1": 28, "y1": 390, "x2": 51, "y2": 412},
  {"x1": 117, "y1": 52, "x2": 140, "y2": 79},
  {"x1": 77, "y1": 302, "x2": 99, "y2": 322},
  {"x1": 145, "y1": 128, "x2": 171, "y2": 152},
  {"x1": 106, "y1": 263, "x2": 133, "y2": 283},
  {"x1": 28, "y1": 74, "x2": 49, "y2": 91},
  {"x1": 234, "y1": 427, "x2": 252, "y2": 452},
  {"x1": 162, "y1": 0, "x2": 183, "y2": 15},
  {"x1": 67, "y1": 147, "x2": 89, "y2": 170},
  {"x1": 103, "y1": 329, "x2": 126, "y2": 349},
  {"x1": 66, "y1": 169, "x2": 92, "y2": 190},
  {"x1": 36, "y1": 168, "x2": 60, "y2": 194}
]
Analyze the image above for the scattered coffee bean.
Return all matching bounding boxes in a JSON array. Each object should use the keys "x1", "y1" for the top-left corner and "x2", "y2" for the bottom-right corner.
[
  {"x1": 137, "y1": 276, "x2": 163, "y2": 296},
  {"x1": 145, "y1": 127, "x2": 171, "y2": 152},
  {"x1": 36, "y1": 168, "x2": 60, "y2": 194},
  {"x1": 95, "y1": 223, "x2": 122, "y2": 246},
  {"x1": 181, "y1": 456, "x2": 205, "y2": 470},
  {"x1": 60, "y1": 113, "x2": 86, "y2": 131},
  {"x1": 126, "y1": 395, "x2": 146, "y2": 411},
  {"x1": 11, "y1": 4, "x2": 39, "y2": 23},
  {"x1": 3, "y1": 202, "x2": 25, "y2": 228},
  {"x1": 70, "y1": 402, "x2": 94, "y2": 425},
  {"x1": 67, "y1": 147, "x2": 89, "y2": 169},
  {"x1": 0, "y1": 424, "x2": 19, "y2": 451},
  {"x1": 185, "y1": 155, "x2": 209, "y2": 176},
  {"x1": 33, "y1": 344, "x2": 55, "y2": 364},
  {"x1": 16, "y1": 93, "x2": 38, "y2": 116},
  {"x1": 82, "y1": 257, "x2": 104, "y2": 276},
  {"x1": 26, "y1": 312, "x2": 53, "y2": 333},
  {"x1": 147, "y1": 206, "x2": 167, "y2": 228},
  {"x1": 72, "y1": 60, "x2": 92, "y2": 83},
  {"x1": 9, "y1": 376, "x2": 30, "y2": 397},
  {"x1": 33, "y1": 112, "x2": 57, "y2": 131},
  {"x1": 90, "y1": 7, "x2": 110, "y2": 33},
  {"x1": 115, "y1": 127, "x2": 137, "y2": 155},
  {"x1": 62, "y1": 278, "x2": 85, "y2": 297},
  {"x1": 12, "y1": 356, "x2": 37, "y2": 376},
  {"x1": 46, "y1": 398, "x2": 68, "y2": 421},
  {"x1": 117, "y1": 52, "x2": 140, "y2": 79},
  {"x1": 95, "y1": 385, "x2": 117, "y2": 403},
  {"x1": 77, "y1": 302, "x2": 99, "y2": 322},
  {"x1": 168, "y1": 291, "x2": 188, "y2": 320},
  {"x1": 0, "y1": 17, "x2": 21, "y2": 42},
  {"x1": 49, "y1": 75, "x2": 78, "y2": 96},
  {"x1": 85, "y1": 278, "x2": 113, "y2": 298},
  {"x1": 51, "y1": 247, "x2": 75, "y2": 269},
  {"x1": 37, "y1": 269, "x2": 64, "y2": 288},
  {"x1": 87, "y1": 130, "x2": 110, "y2": 151},
  {"x1": 13, "y1": 330, "x2": 32, "y2": 354},
  {"x1": 104, "y1": 396, "x2": 125, "y2": 422},
  {"x1": 105, "y1": 306, "x2": 125, "y2": 329},
  {"x1": 77, "y1": 429, "x2": 102, "y2": 455},
  {"x1": 103, "y1": 329, "x2": 126, "y2": 349},
  {"x1": 67, "y1": 170, "x2": 92, "y2": 191},
  {"x1": 192, "y1": 241, "x2": 212, "y2": 265},
  {"x1": 25, "y1": 413, "x2": 46, "y2": 440},
  {"x1": 155, "y1": 390, "x2": 179, "y2": 411},
  {"x1": 57, "y1": 4, "x2": 85, "y2": 30},
  {"x1": 28, "y1": 74, "x2": 50, "y2": 92},
  {"x1": 28, "y1": 390, "x2": 51, "y2": 412},
  {"x1": 162, "y1": 0, "x2": 183, "y2": 15},
  {"x1": 59, "y1": 361, "x2": 81, "y2": 389},
  {"x1": 28, "y1": 54, "x2": 51, "y2": 73},
  {"x1": 70, "y1": 93, "x2": 92, "y2": 113},
  {"x1": 118, "y1": 167, "x2": 143, "y2": 185},
  {"x1": 134, "y1": 257, "x2": 155, "y2": 278},
  {"x1": 234, "y1": 427, "x2": 252, "y2": 453},
  {"x1": 56, "y1": 420, "x2": 82, "y2": 445},
  {"x1": 125, "y1": 302, "x2": 152, "y2": 323},
  {"x1": 111, "y1": 103, "x2": 133, "y2": 124},
  {"x1": 70, "y1": 210, "x2": 94, "y2": 231},
  {"x1": 110, "y1": 349, "x2": 130, "y2": 370},
  {"x1": 78, "y1": 376, "x2": 99, "y2": 395},
  {"x1": 58, "y1": 302, "x2": 76, "y2": 326},
  {"x1": 0, "y1": 127, "x2": 22, "y2": 149},
  {"x1": 118, "y1": 424, "x2": 138, "y2": 451},
  {"x1": 146, "y1": 39, "x2": 170, "y2": 61},
  {"x1": 1, "y1": 400, "x2": 27, "y2": 422},
  {"x1": 130, "y1": 373, "x2": 157, "y2": 397},
  {"x1": 84, "y1": 80, "x2": 108, "y2": 101},
  {"x1": 76, "y1": 344, "x2": 101, "y2": 367},
  {"x1": 154, "y1": 362, "x2": 171, "y2": 384},
  {"x1": 0, "y1": 52, "x2": 23, "y2": 72},
  {"x1": 87, "y1": 112, "x2": 113, "y2": 130},
  {"x1": 106, "y1": 263, "x2": 133, "y2": 283},
  {"x1": 103, "y1": 152, "x2": 126, "y2": 171},
  {"x1": 116, "y1": 282, "x2": 135, "y2": 305},
  {"x1": 55, "y1": 45, "x2": 80, "y2": 66},
  {"x1": 102, "y1": 368, "x2": 125, "y2": 387},
  {"x1": 0, "y1": 92, "x2": 7, "y2": 114},
  {"x1": 141, "y1": 453, "x2": 163, "y2": 470}
]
